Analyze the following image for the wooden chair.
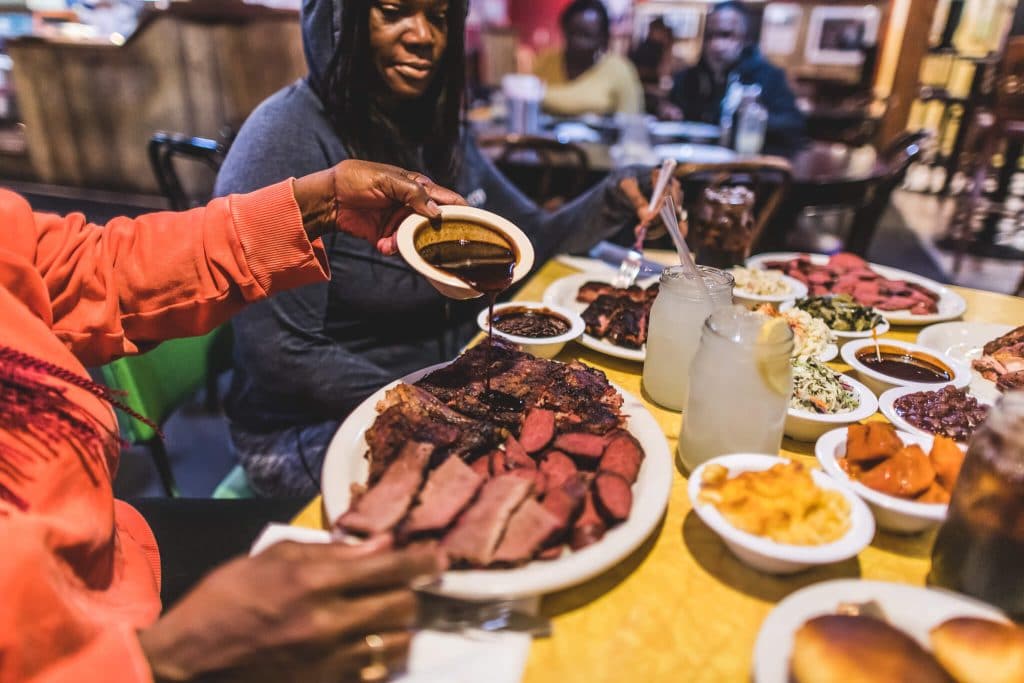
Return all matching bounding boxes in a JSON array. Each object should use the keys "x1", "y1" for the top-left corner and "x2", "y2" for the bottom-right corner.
[
  {"x1": 476, "y1": 134, "x2": 590, "y2": 209},
  {"x1": 671, "y1": 157, "x2": 794, "y2": 257},
  {"x1": 844, "y1": 129, "x2": 932, "y2": 256},
  {"x1": 943, "y1": 37, "x2": 1024, "y2": 293}
]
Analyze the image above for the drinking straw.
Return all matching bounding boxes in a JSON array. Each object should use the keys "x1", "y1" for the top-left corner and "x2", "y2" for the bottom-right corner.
[{"x1": 661, "y1": 193, "x2": 713, "y2": 307}]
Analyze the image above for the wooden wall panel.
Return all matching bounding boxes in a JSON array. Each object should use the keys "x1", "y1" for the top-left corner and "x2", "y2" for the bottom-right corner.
[{"x1": 8, "y1": 12, "x2": 304, "y2": 193}]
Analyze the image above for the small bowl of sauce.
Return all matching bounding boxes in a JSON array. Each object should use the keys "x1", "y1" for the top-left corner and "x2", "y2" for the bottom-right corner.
[
  {"x1": 476, "y1": 302, "x2": 585, "y2": 359},
  {"x1": 841, "y1": 339, "x2": 970, "y2": 396},
  {"x1": 396, "y1": 206, "x2": 535, "y2": 301}
]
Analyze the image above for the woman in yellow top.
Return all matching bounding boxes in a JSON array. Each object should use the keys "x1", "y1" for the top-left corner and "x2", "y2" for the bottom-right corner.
[{"x1": 534, "y1": 0, "x2": 643, "y2": 117}]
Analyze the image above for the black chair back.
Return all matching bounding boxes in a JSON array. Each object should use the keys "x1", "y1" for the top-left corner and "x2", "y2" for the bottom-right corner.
[
  {"x1": 148, "y1": 132, "x2": 227, "y2": 211},
  {"x1": 845, "y1": 130, "x2": 932, "y2": 256},
  {"x1": 477, "y1": 134, "x2": 590, "y2": 208}
]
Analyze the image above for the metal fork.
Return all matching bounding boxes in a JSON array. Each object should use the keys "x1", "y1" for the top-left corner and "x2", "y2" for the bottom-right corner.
[{"x1": 612, "y1": 158, "x2": 677, "y2": 288}]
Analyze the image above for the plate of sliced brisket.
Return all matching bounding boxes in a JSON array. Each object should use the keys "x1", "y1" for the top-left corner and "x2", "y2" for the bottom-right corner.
[
  {"x1": 746, "y1": 252, "x2": 966, "y2": 325},
  {"x1": 541, "y1": 273, "x2": 660, "y2": 362},
  {"x1": 322, "y1": 341, "x2": 672, "y2": 600}
]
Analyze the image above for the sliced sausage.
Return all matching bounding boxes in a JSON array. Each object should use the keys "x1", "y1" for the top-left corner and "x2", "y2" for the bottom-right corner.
[
  {"x1": 553, "y1": 432, "x2": 608, "y2": 463},
  {"x1": 504, "y1": 435, "x2": 536, "y2": 470},
  {"x1": 593, "y1": 471, "x2": 632, "y2": 523},
  {"x1": 599, "y1": 433, "x2": 644, "y2": 484},
  {"x1": 519, "y1": 408, "x2": 556, "y2": 453},
  {"x1": 539, "y1": 450, "x2": 578, "y2": 490},
  {"x1": 537, "y1": 545, "x2": 564, "y2": 560},
  {"x1": 469, "y1": 455, "x2": 491, "y2": 479},
  {"x1": 488, "y1": 449, "x2": 508, "y2": 475},
  {"x1": 571, "y1": 488, "x2": 607, "y2": 550}
]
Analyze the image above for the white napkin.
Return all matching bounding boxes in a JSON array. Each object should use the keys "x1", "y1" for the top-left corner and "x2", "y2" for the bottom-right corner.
[{"x1": 250, "y1": 524, "x2": 533, "y2": 683}]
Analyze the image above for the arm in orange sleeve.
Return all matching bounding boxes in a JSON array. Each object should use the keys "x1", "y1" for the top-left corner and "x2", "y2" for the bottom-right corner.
[{"x1": 22, "y1": 179, "x2": 329, "y2": 367}]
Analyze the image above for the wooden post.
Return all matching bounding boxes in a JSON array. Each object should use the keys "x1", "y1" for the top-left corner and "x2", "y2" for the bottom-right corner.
[{"x1": 875, "y1": 0, "x2": 940, "y2": 145}]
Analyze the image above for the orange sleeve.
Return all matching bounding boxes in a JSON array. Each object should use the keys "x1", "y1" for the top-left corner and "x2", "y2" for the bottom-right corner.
[{"x1": 27, "y1": 179, "x2": 329, "y2": 367}]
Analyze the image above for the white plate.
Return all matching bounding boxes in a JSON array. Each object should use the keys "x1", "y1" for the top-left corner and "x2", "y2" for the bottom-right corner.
[
  {"x1": 321, "y1": 362, "x2": 673, "y2": 601},
  {"x1": 688, "y1": 454, "x2": 875, "y2": 574},
  {"x1": 746, "y1": 252, "x2": 967, "y2": 325},
  {"x1": 753, "y1": 579, "x2": 1009, "y2": 683},
  {"x1": 815, "y1": 426, "x2": 949, "y2": 533},
  {"x1": 878, "y1": 384, "x2": 993, "y2": 444},
  {"x1": 917, "y1": 321, "x2": 1014, "y2": 403},
  {"x1": 542, "y1": 272, "x2": 658, "y2": 362},
  {"x1": 648, "y1": 120, "x2": 721, "y2": 140},
  {"x1": 815, "y1": 343, "x2": 839, "y2": 363},
  {"x1": 653, "y1": 143, "x2": 737, "y2": 164},
  {"x1": 732, "y1": 273, "x2": 809, "y2": 306}
]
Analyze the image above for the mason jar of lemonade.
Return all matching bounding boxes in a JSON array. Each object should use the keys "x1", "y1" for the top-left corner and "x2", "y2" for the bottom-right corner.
[
  {"x1": 677, "y1": 306, "x2": 793, "y2": 473},
  {"x1": 642, "y1": 266, "x2": 734, "y2": 411}
]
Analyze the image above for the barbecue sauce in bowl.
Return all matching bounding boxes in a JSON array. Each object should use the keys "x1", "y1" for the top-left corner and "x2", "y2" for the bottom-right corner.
[
  {"x1": 855, "y1": 346, "x2": 953, "y2": 383},
  {"x1": 492, "y1": 307, "x2": 571, "y2": 338}
]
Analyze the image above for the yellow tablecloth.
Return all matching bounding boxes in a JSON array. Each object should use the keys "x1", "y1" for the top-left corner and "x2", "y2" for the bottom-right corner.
[{"x1": 293, "y1": 259, "x2": 1023, "y2": 683}]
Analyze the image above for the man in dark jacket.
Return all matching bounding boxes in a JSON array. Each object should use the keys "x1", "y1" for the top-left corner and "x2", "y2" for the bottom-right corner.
[{"x1": 668, "y1": 0, "x2": 804, "y2": 153}]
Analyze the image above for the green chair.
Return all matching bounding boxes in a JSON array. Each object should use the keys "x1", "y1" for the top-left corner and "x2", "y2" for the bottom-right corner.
[{"x1": 100, "y1": 327, "x2": 233, "y2": 496}]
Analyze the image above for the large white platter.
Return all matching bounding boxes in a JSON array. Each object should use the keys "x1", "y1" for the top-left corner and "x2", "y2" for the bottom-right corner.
[
  {"x1": 542, "y1": 272, "x2": 658, "y2": 363},
  {"x1": 917, "y1": 321, "x2": 1014, "y2": 403},
  {"x1": 321, "y1": 362, "x2": 673, "y2": 601},
  {"x1": 653, "y1": 142, "x2": 737, "y2": 164},
  {"x1": 753, "y1": 579, "x2": 1009, "y2": 683},
  {"x1": 746, "y1": 252, "x2": 967, "y2": 325}
]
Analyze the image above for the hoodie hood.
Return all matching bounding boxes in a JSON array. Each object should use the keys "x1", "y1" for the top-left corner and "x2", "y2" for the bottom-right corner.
[{"x1": 302, "y1": 0, "x2": 342, "y2": 96}]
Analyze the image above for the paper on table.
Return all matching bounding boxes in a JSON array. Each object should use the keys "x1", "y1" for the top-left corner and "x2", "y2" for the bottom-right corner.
[{"x1": 250, "y1": 523, "x2": 533, "y2": 683}]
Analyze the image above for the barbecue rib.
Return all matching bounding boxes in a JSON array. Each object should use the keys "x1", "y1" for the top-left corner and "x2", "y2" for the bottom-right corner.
[
  {"x1": 577, "y1": 282, "x2": 659, "y2": 349},
  {"x1": 972, "y1": 325, "x2": 1024, "y2": 393},
  {"x1": 365, "y1": 383, "x2": 500, "y2": 480}
]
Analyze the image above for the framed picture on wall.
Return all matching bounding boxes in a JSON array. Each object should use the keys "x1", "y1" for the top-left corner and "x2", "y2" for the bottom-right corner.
[
  {"x1": 804, "y1": 5, "x2": 881, "y2": 65},
  {"x1": 760, "y1": 3, "x2": 803, "y2": 57}
]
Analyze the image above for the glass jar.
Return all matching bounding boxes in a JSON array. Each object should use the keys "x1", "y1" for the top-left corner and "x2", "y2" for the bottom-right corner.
[
  {"x1": 642, "y1": 266, "x2": 734, "y2": 411},
  {"x1": 694, "y1": 185, "x2": 756, "y2": 269},
  {"x1": 930, "y1": 392, "x2": 1024, "y2": 618},
  {"x1": 677, "y1": 306, "x2": 793, "y2": 473}
]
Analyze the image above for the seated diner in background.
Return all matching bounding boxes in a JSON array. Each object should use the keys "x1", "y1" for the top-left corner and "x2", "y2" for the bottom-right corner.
[
  {"x1": 0, "y1": 159, "x2": 455, "y2": 682},
  {"x1": 665, "y1": 0, "x2": 805, "y2": 153},
  {"x1": 533, "y1": 0, "x2": 644, "y2": 117},
  {"x1": 216, "y1": 0, "x2": 676, "y2": 498}
]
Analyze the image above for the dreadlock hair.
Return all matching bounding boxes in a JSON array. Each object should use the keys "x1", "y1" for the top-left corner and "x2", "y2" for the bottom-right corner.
[
  {"x1": 320, "y1": 0, "x2": 467, "y2": 188},
  {"x1": 0, "y1": 345, "x2": 160, "y2": 512}
]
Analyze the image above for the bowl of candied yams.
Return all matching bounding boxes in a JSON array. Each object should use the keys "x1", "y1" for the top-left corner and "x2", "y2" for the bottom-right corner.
[{"x1": 815, "y1": 422, "x2": 965, "y2": 533}]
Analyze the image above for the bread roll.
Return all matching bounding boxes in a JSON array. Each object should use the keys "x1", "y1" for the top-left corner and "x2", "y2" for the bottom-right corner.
[
  {"x1": 930, "y1": 617, "x2": 1024, "y2": 683},
  {"x1": 791, "y1": 615, "x2": 951, "y2": 683}
]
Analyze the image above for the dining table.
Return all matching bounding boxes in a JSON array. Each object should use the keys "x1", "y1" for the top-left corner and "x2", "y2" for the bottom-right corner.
[{"x1": 291, "y1": 255, "x2": 1024, "y2": 683}]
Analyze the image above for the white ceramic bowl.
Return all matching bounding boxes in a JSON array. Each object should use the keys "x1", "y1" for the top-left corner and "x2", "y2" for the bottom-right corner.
[
  {"x1": 476, "y1": 301, "x2": 585, "y2": 359},
  {"x1": 878, "y1": 383, "x2": 993, "y2": 444},
  {"x1": 395, "y1": 205, "x2": 535, "y2": 300},
  {"x1": 840, "y1": 338, "x2": 970, "y2": 396},
  {"x1": 732, "y1": 273, "x2": 808, "y2": 308},
  {"x1": 815, "y1": 427, "x2": 949, "y2": 534},
  {"x1": 688, "y1": 454, "x2": 875, "y2": 574},
  {"x1": 785, "y1": 373, "x2": 878, "y2": 442},
  {"x1": 779, "y1": 299, "x2": 891, "y2": 348}
]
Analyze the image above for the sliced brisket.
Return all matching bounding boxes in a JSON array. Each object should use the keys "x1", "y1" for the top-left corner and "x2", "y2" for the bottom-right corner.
[
  {"x1": 403, "y1": 455, "x2": 484, "y2": 536},
  {"x1": 336, "y1": 441, "x2": 433, "y2": 535},
  {"x1": 442, "y1": 474, "x2": 533, "y2": 566}
]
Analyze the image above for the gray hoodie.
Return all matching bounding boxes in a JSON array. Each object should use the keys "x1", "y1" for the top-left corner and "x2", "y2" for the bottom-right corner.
[{"x1": 214, "y1": 0, "x2": 640, "y2": 493}]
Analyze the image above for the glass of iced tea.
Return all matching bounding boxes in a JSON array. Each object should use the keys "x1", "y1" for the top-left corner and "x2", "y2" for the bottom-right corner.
[
  {"x1": 930, "y1": 392, "x2": 1024, "y2": 618},
  {"x1": 677, "y1": 306, "x2": 793, "y2": 473},
  {"x1": 693, "y1": 185, "x2": 756, "y2": 269}
]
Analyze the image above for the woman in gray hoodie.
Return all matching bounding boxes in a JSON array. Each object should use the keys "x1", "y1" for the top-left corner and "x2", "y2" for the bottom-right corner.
[{"x1": 215, "y1": 0, "x2": 659, "y2": 497}]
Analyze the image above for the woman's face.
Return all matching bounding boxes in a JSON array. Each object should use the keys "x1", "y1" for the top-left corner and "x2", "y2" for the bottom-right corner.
[
  {"x1": 564, "y1": 9, "x2": 605, "y2": 63},
  {"x1": 369, "y1": 0, "x2": 449, "y2": 99}
]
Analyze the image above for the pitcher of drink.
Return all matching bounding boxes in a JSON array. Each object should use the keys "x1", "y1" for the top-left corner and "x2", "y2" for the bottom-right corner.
[
  {"x1": 677, "y1": 306, "x2": 793, "y2": 472},
  {"x1": 930, "y1": 392, "x2": 1024, "y2": 618},
  {"x1": 642, "y1": 266, "x2": 734, "y2": 411}
]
